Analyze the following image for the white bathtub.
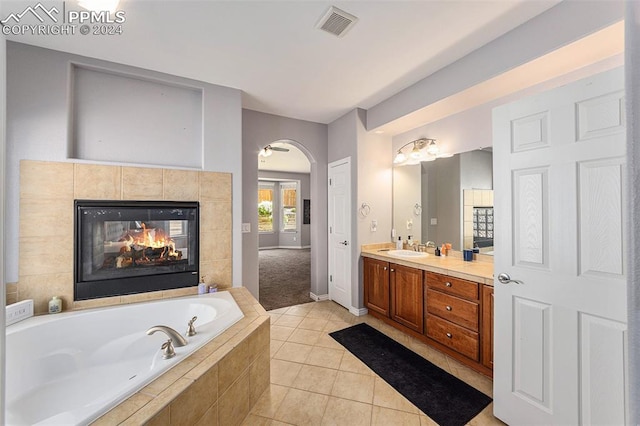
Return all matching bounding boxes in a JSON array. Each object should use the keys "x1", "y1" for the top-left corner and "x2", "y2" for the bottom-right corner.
[{"x1": 5, "y1": 291, "x2": 244, "y2": 426}]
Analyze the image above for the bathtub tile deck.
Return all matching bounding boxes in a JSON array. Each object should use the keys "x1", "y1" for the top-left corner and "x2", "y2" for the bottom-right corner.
[{"x1": 247, "y1": 299, "x2": 505, "y2": 426}]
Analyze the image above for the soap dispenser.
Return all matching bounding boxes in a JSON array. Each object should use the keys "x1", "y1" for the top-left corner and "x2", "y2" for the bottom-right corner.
[{"x1": 396, "y1": 236, "x2": 403, "y2": 250}]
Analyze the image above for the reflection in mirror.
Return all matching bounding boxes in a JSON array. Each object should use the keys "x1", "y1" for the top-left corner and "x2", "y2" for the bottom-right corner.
[{"x1": 393, "y1": 149, "x2": 493, "y2": 253}]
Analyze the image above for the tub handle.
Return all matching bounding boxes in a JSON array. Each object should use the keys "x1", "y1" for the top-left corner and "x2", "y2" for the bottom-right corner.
[
  {"x1": 161, "y1": 339, "x2": 176, "y2": 359},
  {"x1": 187, "y1": 316, "x2": 198, "y2": 337}
]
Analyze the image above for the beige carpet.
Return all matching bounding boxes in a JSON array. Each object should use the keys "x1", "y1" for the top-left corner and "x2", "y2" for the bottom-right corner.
[{"x1": 259, "y1": 248, "x2": 313, "y2": 311}]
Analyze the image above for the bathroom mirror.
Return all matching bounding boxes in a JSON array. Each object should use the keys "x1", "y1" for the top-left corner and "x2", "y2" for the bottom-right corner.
[{"x1": 392, "y1": 149, "x2": 494, "y2": 254}]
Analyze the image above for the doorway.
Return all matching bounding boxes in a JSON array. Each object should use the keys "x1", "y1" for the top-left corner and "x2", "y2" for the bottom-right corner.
[{"x1": 258, "y1": 140, "x2": 313, "y2": 311}]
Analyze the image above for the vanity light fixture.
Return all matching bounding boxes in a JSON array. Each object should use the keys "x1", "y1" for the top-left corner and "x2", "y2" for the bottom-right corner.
[{"x1": 393, "y1": 138, "x2": 451, "y2": 165}]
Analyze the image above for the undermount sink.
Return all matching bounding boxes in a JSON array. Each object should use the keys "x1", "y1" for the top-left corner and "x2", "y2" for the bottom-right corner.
[{"x1": 386, "y1": 249, "x2": 428, "y2": 258}]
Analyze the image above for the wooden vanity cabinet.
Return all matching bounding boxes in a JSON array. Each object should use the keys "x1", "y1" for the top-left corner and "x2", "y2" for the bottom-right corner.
[
  {"x1": 481, "y1": 285, "x2": 494, "y2": 370},
  {"x1": 425, "y1": 272, "x2": 480, "y2": 362},
  {"x1": 390, "y1": 264, "x2": 424, "y2": 333},
  {"x1": 363, "y1": 257, "x2": 390, "y2": 317},
  {"x1": 362, "y1": 256, "x2": 493, "y2": 377}
]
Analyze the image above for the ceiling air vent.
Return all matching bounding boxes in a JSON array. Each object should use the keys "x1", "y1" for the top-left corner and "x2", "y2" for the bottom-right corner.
[{"x1": 316, "y1": 6, "x2": 358, "y2": 38}]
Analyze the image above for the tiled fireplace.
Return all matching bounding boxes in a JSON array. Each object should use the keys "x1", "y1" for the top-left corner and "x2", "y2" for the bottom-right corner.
[
  {"x1": 74, "y1": 200, "x2": 200, "y2": 300},
  {"x1": 12, "y1": 160, "x2": 232, "y2": 314}
]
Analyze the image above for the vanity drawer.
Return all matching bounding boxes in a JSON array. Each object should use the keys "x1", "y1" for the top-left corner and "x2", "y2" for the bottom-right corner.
[
  {"x1": 426, "y1": 272, "x2": 479, "y2": 301},
  {"x1": 426, "y1": 314, "x2": 479, "y2": 361},
  {"x1": 426, "y1": 288, "x2": 479, "y2": 332}
]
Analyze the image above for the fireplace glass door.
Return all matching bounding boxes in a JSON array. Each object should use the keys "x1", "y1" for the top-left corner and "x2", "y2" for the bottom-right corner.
[{"x1": 75, "y1": 200, "x2": 199, "y2": 300}]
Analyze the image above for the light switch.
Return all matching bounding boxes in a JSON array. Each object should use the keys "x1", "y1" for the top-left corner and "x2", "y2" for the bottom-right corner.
[
  {"x1": 430, "y1": 218, "x2": 437, "y2": 226},
  {"x1": 370, "y1": 220, "x2": 377, "y2": 232},
  {"x1": 241, "y1": 223, "x2": 251, "y2": 233},
  {"x1": 406, "y1": 219, "x2": 413, "y2": 230}
]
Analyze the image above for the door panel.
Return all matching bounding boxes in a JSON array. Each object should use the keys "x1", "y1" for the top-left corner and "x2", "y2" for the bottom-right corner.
[{"x1": 493, "y1": 67, "x2": 627, "y2": 425}]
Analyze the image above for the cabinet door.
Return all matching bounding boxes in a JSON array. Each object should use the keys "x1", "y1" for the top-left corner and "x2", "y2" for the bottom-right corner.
[
  {"x1": 481, "y1": 285, "x2": 494, "y2": 370},
  {"x1": 363, "y1": 258, "x2": 390, "y2": 317},
  {"x1": 390, "y1": 264, "x2": 424, "y2": 333}
]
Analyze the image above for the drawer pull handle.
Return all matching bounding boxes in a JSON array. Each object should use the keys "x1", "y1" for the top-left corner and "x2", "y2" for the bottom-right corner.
[
  {"x1": 446, "y1": 332, "x2": 452, "y2": 338},
  {"x1": 445, "y1": 282, "x2": 452, "y2": 287},
  {"x1": 383, "y1": 267, "x2": 387, "y2": 271},
  {"x1": 446, "y1": 306, "x2": 452, "y2": 311},
  {"x1": 390, "y1": 268, "x2": 395, "y2": 272}
]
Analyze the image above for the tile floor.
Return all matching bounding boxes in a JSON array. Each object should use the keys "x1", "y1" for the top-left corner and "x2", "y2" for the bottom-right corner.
[{"x1": 243, "y1": 300, "x2": 505, "y2": 425}]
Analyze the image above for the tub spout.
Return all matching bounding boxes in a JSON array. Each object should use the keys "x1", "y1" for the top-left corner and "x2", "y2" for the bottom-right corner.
[{"x1": 146, "y1": 325, "x2": 188, "y2": 347}]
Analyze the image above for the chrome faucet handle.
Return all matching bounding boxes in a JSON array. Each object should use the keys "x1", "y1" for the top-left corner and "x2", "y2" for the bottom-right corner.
[
  {"x1": 186, "y1": 316, "x2": 198, "y2": 337},
  {"x1": 161, "y1": 339, "x2": 176, "y2": 359}
]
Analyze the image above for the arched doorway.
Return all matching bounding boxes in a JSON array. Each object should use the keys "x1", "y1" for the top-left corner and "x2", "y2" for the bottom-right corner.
[{"x1": 257, "y1": 140, "x2": 313, "y2": 311}]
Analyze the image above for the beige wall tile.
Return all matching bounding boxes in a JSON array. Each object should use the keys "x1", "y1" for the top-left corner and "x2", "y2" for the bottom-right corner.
[
  {"x1": 163, "y1": 169, "x2": 199, "y2": 201},
  {"x1": 122, "y1": 166, "x2": 164, "y2": 200},
  {"x1": 218, "y1": 338, "x2": 251, "y2": 395},
  {"x1": 162, "y1": 287, "x2": 198, "y2": 299},
  {"x1": 248, "y1": 318, "x2": 270, "y2": 362},
  {"x1": 169, "y1": 365, "x2": 218, "y2": 426},
  {"x1": 20, "y1": 198, "x2": 73, "y2": 238},
  {"x1": 200, "y1": 172, "x2": 232, "y2": 201},
  {"x1": 17, "y1": 273, "x2": 73, "y2": 314},
  {"x1": 74, "y1": 163, "x2": 122, "y2": 200},
  {"x1": 463, "y1": 189, "x2": 473, "y2": 207},
  {"x1": 144, "y1": 406, "x2": 171, "y2": 426},
  {"x1": 122, "y1": 378, "x2": 192, "y2": 425},
  {"x1": 199, "y1": 260, "x2": 232, "y2": 287},
  {"x1": 218, "y1": 370, "x2": 251, "y2": 426},
  {"x1": 200, "y1": 201, "x2": 232, "y2": 232},
  {"x1": 200, "y1": 230, "x2": 232, "y2": 260},
  {"x1": 19, "y1": 235, "x2": 73, "y2": 277},
  {"x1": 249, "y1": 350, "x2": 270, "y2": 406},
  {"x1": 194, "y1": 402, "x2": 218, "y2": 426},
  {"x1": 20, "y1": 161, "x2": 73, "y2": 200}
]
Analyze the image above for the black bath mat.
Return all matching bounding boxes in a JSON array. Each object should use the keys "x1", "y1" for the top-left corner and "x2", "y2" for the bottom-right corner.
[{"x1": 330, "y1": 323, "x2": 492, "y2": 426}]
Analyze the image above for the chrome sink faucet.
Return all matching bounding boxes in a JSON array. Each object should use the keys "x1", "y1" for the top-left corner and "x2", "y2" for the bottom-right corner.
[{"x1": 146, "y1": 325, "x2": 188, "y2": 347}]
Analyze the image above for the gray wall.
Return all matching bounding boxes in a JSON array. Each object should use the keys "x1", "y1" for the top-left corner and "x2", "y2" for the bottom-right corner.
[
  {"x1": 329, "y1": 108, "x2": 392, "y2": 310},
  {"x1": 258, "y1": 171, "x2": 311, "y2": 249},
  {"x1": 5, "y1": 42, "x2": 243, "y2": 286},
  {"x1": 626, "y1": 3, "x2": 640, "y2": 422},
  {"x1": 0, "y1": 35, "x2": 6, "y2": 424},
  {"x1": 242, "y1": 109, "x2": 327, "y2": 300},
  {"x1": 460, "y1": 150, "x2": 493, "y2": 191}
]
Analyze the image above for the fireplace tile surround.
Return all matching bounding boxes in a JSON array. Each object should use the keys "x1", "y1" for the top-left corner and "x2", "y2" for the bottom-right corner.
[{"x1": 10, "y1": 160, "x2": 233, "y2": 314}]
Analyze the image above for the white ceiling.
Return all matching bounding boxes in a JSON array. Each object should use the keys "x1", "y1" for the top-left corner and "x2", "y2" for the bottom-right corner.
[{"x1": 1, "y1": 0, "x2": 561, "y2": 126}]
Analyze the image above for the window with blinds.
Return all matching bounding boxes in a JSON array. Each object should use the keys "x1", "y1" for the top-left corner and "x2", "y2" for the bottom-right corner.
[
  {"x1": 281, "y1": 182, "x2": 297, "y2": 232},
  {"x1": 258, "y1": 184, "x2": 274, "y2": 232}
]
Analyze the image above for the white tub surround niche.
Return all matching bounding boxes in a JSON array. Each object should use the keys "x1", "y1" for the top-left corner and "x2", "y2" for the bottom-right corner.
[{"x1": 15, "y1": 160, "x2": 232, "y2": 314}]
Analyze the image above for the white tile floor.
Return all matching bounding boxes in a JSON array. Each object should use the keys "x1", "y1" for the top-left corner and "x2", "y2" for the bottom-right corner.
[{"x1": 244, "y1": 300, "x2": 505, "y2": 425}]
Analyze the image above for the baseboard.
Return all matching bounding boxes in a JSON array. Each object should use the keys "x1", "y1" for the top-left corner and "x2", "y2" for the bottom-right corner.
[
  {"x1": 349, "y1": 306, "x2": 368, "y2": 316},
  {"x1": 310, "y1": 292, "x2": 329, "y2": 301}
]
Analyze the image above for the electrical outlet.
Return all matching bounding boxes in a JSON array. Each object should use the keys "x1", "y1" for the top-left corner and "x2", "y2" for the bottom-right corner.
[
  {"x1": 241, "y1": 223, "x2": 251, "y2": 233},
  {"x1": 406, "y1": 219, "x2": 413, "y2": 230},
  {"x1": 293, "y1": 236, "x2": 297, "y2": 241},
  {"x1": 6, "y1": 299, "x2": 34, "y2": 326}
]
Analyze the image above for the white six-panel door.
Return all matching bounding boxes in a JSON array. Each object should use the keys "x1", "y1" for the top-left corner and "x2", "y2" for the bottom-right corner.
[
  {"x1": 328, "y1": 158, "x2": 352, "y2": 310},
  {"x1": 493, "y1": 67, "x2": 628, "y2": 425}
]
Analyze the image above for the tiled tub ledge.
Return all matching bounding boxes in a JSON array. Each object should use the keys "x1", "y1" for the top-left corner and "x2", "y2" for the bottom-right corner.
[{"x1": 92, "y1": 287, "x2": 270, "y2": 426}]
